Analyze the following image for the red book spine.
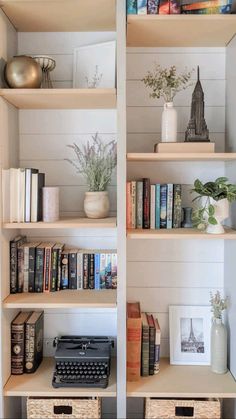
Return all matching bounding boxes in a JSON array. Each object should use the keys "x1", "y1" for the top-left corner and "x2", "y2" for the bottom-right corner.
[{"x1": 143, "y1": 178, "x2": 150, "y2": 229}]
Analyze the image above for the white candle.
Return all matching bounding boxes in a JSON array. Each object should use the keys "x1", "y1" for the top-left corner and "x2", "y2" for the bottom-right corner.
[{"x1": 43, "y1": 187, "x2": 59, "y2": 222}]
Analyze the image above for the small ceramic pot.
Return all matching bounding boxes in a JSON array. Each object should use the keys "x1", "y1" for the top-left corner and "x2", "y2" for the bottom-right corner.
[
  {"x1": 201, "y1": 197, "x2": 229, "y2": 234},
  {"x1": 43, "y1": 187, "x2": 59, "y2": 222},
  {"x1": 161, "y1": 102, "x2": 177, "y2": 142},
  {"x1": 84, "y1": 191, "x2": 110, "y2": 219},
  {"x1": 5, "y1": 55, "x2": 42, "y2": 88}
]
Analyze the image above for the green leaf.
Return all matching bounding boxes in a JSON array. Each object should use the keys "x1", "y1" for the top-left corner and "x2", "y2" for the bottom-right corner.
[
  {"x1": 215, "y1": 177, "x2": 228, "y2": 184},
  {"x1": 208, "y1": 205, "x2": 215, "y2": 216},
  {"x1": 208, "y1": 217, "x2": 218, "y2": 225}
]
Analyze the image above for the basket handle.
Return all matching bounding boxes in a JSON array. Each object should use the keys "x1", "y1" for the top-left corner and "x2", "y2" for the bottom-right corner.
[
  {"x1": 175, "y1": 406, "x2": 194, "y2": 417},
  {"x1": 54, "y1": 405, "x2": 73, "y2": 415}
]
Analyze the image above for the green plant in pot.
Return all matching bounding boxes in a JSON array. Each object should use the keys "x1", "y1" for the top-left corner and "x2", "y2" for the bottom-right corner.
[
  {"x1": 192, "y1": 177, "x2": 236, "y2": 234},
  {"x1": 66, "y1": 133, "x2": 117, "y2": 219}
]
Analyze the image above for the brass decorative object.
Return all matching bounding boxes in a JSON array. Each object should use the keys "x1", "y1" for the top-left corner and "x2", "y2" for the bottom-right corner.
[
  {"x1": 4, "y1": 55, "x2": 42, "y2": 88},
  {"x1": 33, "y1": 55, "x2": 56, "y2": 88},
  {"x1": 185, "y1": 66, "x2": 210, "y2": 142}
]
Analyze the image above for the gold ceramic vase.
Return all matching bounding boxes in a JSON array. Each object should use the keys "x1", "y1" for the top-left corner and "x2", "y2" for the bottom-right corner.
[{"x1": 5, "y1": 55, "x2": 42, "y2": 88}]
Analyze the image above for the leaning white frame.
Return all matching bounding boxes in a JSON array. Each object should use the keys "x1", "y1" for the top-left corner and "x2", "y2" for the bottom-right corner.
[
  {"x1": 169, "y1": 305, "x2": 212, "y2": 366},
  {"x1": 73, "y1": 40, "x2": 116, "y2": 88}
]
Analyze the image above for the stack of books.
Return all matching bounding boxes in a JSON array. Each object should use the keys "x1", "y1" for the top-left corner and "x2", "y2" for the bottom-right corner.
[
  {"x1": 127, "y1": 179, "x2": 182, "y2": 230},
  {"x1": 181, "y1": 0, "x2": 232, "y2": 13},
  {"x1": 10, "y1": 235, "x2": 117, "y2": 294},
  {"x1": 127, "y1": 302, "x2": 161, "y2": 381},
  {"x1": 2, "y1": 168, "x2": 45, "y2": 223},
  {"x1": 127, "y1": 0, "x2": 181, "y2": 14},
  {"x1": 11, "y1": 311, "x2": 44, "y2": 375}
]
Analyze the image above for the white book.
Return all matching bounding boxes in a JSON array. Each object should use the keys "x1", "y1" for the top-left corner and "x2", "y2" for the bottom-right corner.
[
  {"x1": 19, "y1": 168, "x2": 25, "y2": 222},
  {"x1": 2, "y1": 169, "x2": 10, "y2": 222},
  {"x1": 77, "y1": 251, "x2": 83, "y2": 290},
  {"x1": 23, "y1": 244, "x2": 29, "y2": 292},
  {"x1": 31, "y1": 172, "x2": 38, "y2": 223},
  {"x1": 150, "y1": 184, "x2": 156, "y2": 230},
  {"x1": 10, "y1": 168, "x2": 20, "y2": 223}
]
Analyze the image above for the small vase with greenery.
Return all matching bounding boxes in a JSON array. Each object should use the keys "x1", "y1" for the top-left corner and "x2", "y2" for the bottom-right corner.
[
  {"x1": 192, "y1": 177, "x2": 236, "y2": 234},
  {"x1": 66, "y1": 133, "x2": 117, "y2": 219},
  {"x1": 142, "y1": 65, "x2": 194, "y2": 142},
  {"x1": 210, "y1": 291, "x2": 228, "y2": 374}
]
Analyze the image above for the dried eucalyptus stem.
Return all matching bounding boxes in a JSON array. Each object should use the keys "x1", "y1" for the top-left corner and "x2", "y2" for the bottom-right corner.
[{"x1": 210, "y1": 291, "x2": 228, "y2": 320}]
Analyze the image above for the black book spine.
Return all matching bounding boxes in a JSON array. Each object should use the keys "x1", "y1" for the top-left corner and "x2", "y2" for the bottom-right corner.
[
  {"x1": 17, "y1": 247, "x2": 24, "y2": 293},
  {"x1": 44, "y1": 247, "x2": 51, "y2": 292},
  {"x1": 61, "y1": 252, "x2": 69, "y2": 289},
  {"x1": 10, "y1": 241, "x2": 17, "y2": 294},
  {"x1": 89, "y1": 254, "x2": 95, "y2": 289},
  {"x1": 149, "y1": 326, "x2": 155, "y2": 375},
  {"x1": 51, "y1": 249, "x2": 58, "y2": 292},
  {"x1": 83, "y1": 254, "x2": 89, "y2": 289},
  {"x1": 143, "y1": 178, "x2": 150, "y2": 229},
  {"x1": 37, "y1": 173, "x2": 45, "y2": 221},
  {"x1": 28, "y1": 246, "x2": 36, "y2": 293},
  {"x1": 57, "y1": 247, "x2": 63, "y2": 291},
  {"x1": 69, "y1": 252, "x2": 77, "y2": 290},
  {"x1": 11, "y1": 323, "x2": 25, "y2": 375},
  {"x1": 25, "y1": 314, "x2": 44, "y2": 373},
  {"x1": 35, "y1": 247, "x2": 44, "y2": 293}
]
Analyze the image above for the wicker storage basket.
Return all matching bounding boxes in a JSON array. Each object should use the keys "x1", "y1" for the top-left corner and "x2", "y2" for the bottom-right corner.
[
  {"x1": 145, "y1": 398, "x2": 221, "y2": 419},
  {"x1": 27, "y1": 397, "x2": 101, "y2": 419}
]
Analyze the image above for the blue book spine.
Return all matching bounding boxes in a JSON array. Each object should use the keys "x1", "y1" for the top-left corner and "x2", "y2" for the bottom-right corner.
[
  {"x1": 155, "y1": 184, "x2": 161, "y2": 229},
  {"x1": 137, "y1": 0, "x2": 147, "y2": 13},
  {"x1": 94, "y1": 253, "x2": 100, "y2": 290},
  {"x1": 127, "y1": 0, "x2": 137, "y2": 14},
  {"x1": 160, "y1": 185, "x2": 167, "y2": 229},
  {"x1": 167, "y1": 184, "x2": 173, "y2": 229}
]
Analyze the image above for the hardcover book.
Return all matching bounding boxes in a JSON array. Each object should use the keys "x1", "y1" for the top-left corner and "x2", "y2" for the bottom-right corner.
[
  {"x1": 167, "y1": 184, "x2": 173, "y2": 229},
  {"x1": 138, "y1": 0, "x2": 148, "y2": 13},
  {"x1": 105, "y1": 253, "x2": 112, "y2": 289},
  {"x1": 25, "y1": 168, "x2": 38, "y2": 223},
  {"x1": 173, "y1": 184, "x2": 182, "y2": 228},
  {"x1": 126, "y1": 182, "x2": 132, "y2": 229},
  {"x1": 100, "y1": 253, "x2": 107, "y2": 289},
  {"x1": 77, "y1": 251, "x2": 83, "y2": 290},
  {"x1": 10, "y1": 236, "x2": 26, "y2": 293},
  {"x1": 136, "y1": 181, "x2": 143, "y2": 229},
  {"x1": 68, "y1": 249, "x2": 78, "y2": 290},
  {"x1": 141, "y1": 312, "x2": 149, "y2": 377},
  {"x1": 131, "y1": 181, "x2": 137, "y2": 229},
  {"x1": 61, "y1": 252, "x2": 69, "y2": 289},
  {"x1": 35, "y1": 243, "x2": 46, "y2": 293},
  {"x1": 160, "y1": 184, "x2": 167, "y2": 228},
  {"x1": 89, "y1": 253, "x2": 95, "y2": 289},
  {"x1": 111, "y1": 253, "x2": 117, "y2": 289},
  {"x1": 143, "y1": 178, "x2": 150, "y2": 229},
  {"x1": 25, "y1": 311, "x2": 44, "y2": 373},
  {"x1": 146, "y1": 314, "x2": 155, "y2": 375},
  {"x1": 44, "y1": 243, "x2": 55, "y2": 292},
  {"x1": 55, "y1": 243, "x2": 64, "y2": 291},
  {"x1": 150, "y1": 185, "x2": 156, "y2": 230},
  {"x1": 83, "y1": 253, "x2": 89, "y2": 289},
  {"x1": 127, "y1": 302, "x2": 142, "y2": 381},
  {"x1": 153, "y1": 317, "x2": 161, "y2": 374},
  {"x1": 155, "y1": 184, "x2": 161, "y2": 229},
  {"x1": 31, "y1": 172, "x2": 45, "y2": 222},
  {"x1": 127, "y1": 0, "x2": 137, "y2": 14},
  {"x1": 147, "y1": 0, "x2": 159, "y2": 13},
  {"x1": 17, "y1": 244, "x2": 25, "y2": 293},
  {"x1": 94, "y1": 253, "x2": 101, "y2": 290},
  {"x1": 11, "y1": 311, "x2": 32, "y2": 375},
  {"x1": 23, "y1": 244, "x2": 29, "y2": 293},
  {"x1": 28, "y1": 242, "x2": 41, "y2": 293}
]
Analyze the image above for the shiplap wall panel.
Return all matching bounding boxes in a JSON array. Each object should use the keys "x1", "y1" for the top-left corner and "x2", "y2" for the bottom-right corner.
[{"x1": 126, "y1": 47, "x2": 225, "y2": 357}]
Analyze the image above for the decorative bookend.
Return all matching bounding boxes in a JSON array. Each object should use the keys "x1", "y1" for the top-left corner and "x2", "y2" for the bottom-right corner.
[{"x1": 185, "y1": 66, "x2": 210, "y2": 143}]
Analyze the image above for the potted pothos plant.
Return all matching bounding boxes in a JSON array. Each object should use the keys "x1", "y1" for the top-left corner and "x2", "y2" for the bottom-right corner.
[
  {"x1": 66, "y1": 133, "x2": 117, "y2": 219},
  {"x1": 192, "y1": 177, "x2": 236, "y2": 234}
]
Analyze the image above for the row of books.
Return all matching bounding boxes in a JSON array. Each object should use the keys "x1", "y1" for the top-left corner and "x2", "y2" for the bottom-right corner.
[
  {"x1": 11, "y1": 311, "x2": 44, "y2": 375},
  {"x1": 127, "y1": 0, "x2": 232, "y2": 14},
  {"x1": 127, "y1": 302, "x2": 161, "y2": 381},
  {"x1": 10, "y1": 235, "x2": 117, "y2": 294},
  {"x1": 2, "y1": 168, "x2": 45, "y2": 223},
  {"x1": 127, "y1": 179, "x2": 182, "y2": 230}
]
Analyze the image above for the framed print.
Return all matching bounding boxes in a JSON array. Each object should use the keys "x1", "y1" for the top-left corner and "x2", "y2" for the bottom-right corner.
[
  {"x1": 73, "y1": 40, "x2": 116, "y2": 88},
  {"x1": 169, "y1": 305, "x2": 211, "y2": 366}
]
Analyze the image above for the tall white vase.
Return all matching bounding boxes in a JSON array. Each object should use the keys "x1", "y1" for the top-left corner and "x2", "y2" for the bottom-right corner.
[
  {"x1": 161, "y1": 102, "x2": 177, "y2": 142},
  {"x1": 211, "y1": 318, "x2": 228, "y2": 374}
]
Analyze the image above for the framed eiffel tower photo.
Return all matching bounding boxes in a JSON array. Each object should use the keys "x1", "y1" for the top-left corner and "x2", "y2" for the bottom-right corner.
[{"x1": 169, "y1": 306, "x2": 211, "y2": 366}]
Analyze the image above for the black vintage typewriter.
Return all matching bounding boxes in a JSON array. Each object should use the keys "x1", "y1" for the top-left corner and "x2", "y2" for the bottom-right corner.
[{"x1": 52, "y1": 336, "x2": 113, "y2": 389}]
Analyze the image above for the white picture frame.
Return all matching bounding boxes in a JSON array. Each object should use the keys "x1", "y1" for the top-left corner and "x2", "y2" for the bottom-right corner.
[
  {"x1": 73, "y1": 40, "x2": 116, "y2": 89},
  {"x1": 169, "y1": 305, "x2": 211, "y2": 366}
]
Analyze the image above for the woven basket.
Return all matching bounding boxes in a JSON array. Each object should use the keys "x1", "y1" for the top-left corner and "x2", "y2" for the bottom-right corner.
[
  {"x1": 145, "y1": 398, "x2": 221, "y2": 419},
  {"x1": 27, "y1": 397, "x2": 101, "y2": 419}
]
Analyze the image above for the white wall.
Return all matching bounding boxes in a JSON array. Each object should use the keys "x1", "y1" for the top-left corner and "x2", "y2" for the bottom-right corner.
[{"x1": 126, "y1": 47, "x2": 225, "y2": 357}]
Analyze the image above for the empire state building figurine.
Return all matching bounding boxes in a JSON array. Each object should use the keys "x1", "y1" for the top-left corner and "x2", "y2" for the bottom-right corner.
[{"x1": 185, "y1": 66, "x2": 210, "y2": 142}]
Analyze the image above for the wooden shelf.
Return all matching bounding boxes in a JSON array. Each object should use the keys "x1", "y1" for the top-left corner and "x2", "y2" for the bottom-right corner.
[
  {"x1": 127, "y1": 15, "x2": 236, "y2": 47},
  {"x1": 127, "y1": 358, "x2": 236, "y2": 398},
  {"x1": 127, "y1": 153, "x2": 236, "y2": 162},
  {"x1": 127, "y1": 228, "x2": 236, "y2": 240},
  {"x1": 0, "y1": 0, "x2": 116, "y2": 32},
  {"x1": 0, "y1": 89, "x2": 117, "y2": 110},
  {"x1": 3, "y1": 290, "x2": 117, "y2": 309},
  {"x1": 4, "y1": 357, "x2": 116, "y2": 397},
  {"x1": 3, "y1": 217, "x2": 117, "y2": 230}
]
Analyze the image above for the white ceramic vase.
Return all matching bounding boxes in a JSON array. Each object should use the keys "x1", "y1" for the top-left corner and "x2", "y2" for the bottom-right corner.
[
  {"x1": 84, "y1": 191, "x2": 110, "y2": 219},
  {"x1": 201, "y1": 197, "x2": 229, "y2": 234},
  {"x1": 211, "y1": 318, "x2": 228, "y2": 374},
  {"x1": 161, "y1": 102, "x2": 177, "y2": 142}
]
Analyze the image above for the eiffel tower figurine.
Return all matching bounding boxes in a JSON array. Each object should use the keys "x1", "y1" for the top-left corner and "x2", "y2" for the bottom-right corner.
[
  {"x1": 185, "y1": 66, "x2": 210, "y2": 142},
  {"x1": 188, "y1": 318, "x2": 196, "y2": 343}
]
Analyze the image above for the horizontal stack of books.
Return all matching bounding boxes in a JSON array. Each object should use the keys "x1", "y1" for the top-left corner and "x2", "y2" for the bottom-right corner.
[
  {"x1": 127, "y1": 179, "x2": 182, "y2": 230},
  {"x1": 127, "y1": 302, "x2": 161, "y2": 381},
  {"x1": 127, "y1": 0, "x2": 232, "y2": 13},
  {"x1": 181, "y1": 0, "x2": 232, "y2": 13},
  {"x1": 10, "y1": 235, "x2": 117, "y2": 294},
  {"x1": 127, "y1": 0, "x2": 181, "y2": 14},
  {"x1": 11, "y1": 311, "x2": 44, "y2": 375},
  {"x1": 2, "y1": 168, "x2": 45, "y2": 223}
]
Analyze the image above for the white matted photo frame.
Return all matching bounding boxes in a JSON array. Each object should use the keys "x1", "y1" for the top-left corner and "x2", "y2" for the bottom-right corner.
[
  {"x1": 73, "y1": 40, "x2": 116, "y2": 88},
  {"x1": 169, "y1": 305, "x2": 211, "y2": 366}
]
